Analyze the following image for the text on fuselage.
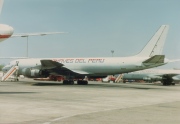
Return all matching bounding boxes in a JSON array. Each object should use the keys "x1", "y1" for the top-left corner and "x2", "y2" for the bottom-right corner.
[{"x1": 52, "y1": 58, "x2": 105, "y2": 63}]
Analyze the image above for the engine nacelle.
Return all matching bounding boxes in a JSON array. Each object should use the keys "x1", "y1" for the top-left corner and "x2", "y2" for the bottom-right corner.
[
  {"x1": 143, "y1": 77, "x2": 151, "y2": 81},
  {"x1": 21, "y1": 68, "x2": 40, "y2": 78},
  {"x1": 143, "y1": 76, "x2": 162, "y2": 81}
]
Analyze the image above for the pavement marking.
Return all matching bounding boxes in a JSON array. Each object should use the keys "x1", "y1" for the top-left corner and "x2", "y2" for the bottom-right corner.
[
  {"x1": 43, "y1": 107, "x2": 119, "y2": 124},
  {"x1": 42, "y1": 101, "x2": 178, "y2": 124}
]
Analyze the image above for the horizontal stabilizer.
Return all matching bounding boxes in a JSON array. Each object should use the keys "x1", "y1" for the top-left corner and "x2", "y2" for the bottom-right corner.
[
  {"x1": 41, "y1": 60, "x2": 64, "y2": 69},
  {"x1": 12, "y1": 32, "x2": 68, "y2": 37},
  {"x1": 142, "y1": 55, "x2": 165, "y2": 66},
  {"x1": 168, "y1": 59, "x2": 180, "y2": 63}
]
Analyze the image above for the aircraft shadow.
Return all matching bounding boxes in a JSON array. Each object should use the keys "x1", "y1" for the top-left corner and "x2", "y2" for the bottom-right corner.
[
  {"x1": 0, "y1": 92, "x2": 37, "y2": 94},
  {"x1": 85, "y1": 84, "x2": 157, "y2": 90},
  {"x1": 27, "y1": 81, "x2": 165, "y2": 90},
  {"x1": 32, "y1": 82, "x2": 63, "y2": 86}
]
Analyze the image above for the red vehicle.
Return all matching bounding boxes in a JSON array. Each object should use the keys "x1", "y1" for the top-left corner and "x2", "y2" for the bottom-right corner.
[
  {"x1": 34, "y1": 75, "x2": 64, "y2": 81},
  {"x1": 102, "y1": 75, "x2": 116, "y2": 82}
]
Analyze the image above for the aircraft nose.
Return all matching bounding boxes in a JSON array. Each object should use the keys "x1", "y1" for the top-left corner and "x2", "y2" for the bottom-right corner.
[
  {"x1": 5, "y1": 25, "x2": 14, "y2": 36},
  {"x1": 2, "y1": 65, "x2": 12, "y2": 73},
  {"x1": 7, "y1": 25, "x2": 14, "y2": 35},
  {"x1": 0, "y1": 24, "x2": 14, "y2": 37},
  {"x1": 0, "y1": 24, "x2": 14, "y2": 42}
]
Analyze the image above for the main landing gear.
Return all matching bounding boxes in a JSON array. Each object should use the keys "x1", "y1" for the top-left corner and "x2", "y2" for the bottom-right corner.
[
  {"x1": 162, "y1": 77, "x2": 175, "y2": 86},
  {"x1": 62, "y1": 80, "x2": 88, "y2": 85},
  {"x1": 63, "y1": 80, "x2": 74, "y2": 85},
  {"x1": 77, "y1": 80, "x2": 88, "y2": 85},
  {"x1": 162, "y1": 81, "x2": 175, "y2": 86}
]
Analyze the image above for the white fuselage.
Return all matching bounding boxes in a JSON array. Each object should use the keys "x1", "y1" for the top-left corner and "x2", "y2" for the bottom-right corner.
[
  {"x1": 7, "y1": 56, "x2": 166, "y2": 76},
  {"x1": 0, "y1": 24, "x2": 14, "y2": 42}
]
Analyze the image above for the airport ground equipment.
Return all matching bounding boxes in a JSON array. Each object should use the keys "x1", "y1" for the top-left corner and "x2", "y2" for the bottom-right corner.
[
  {"x1": 115, "y1": 74, "x2": 123, "y2": 83},
  {"x1": 1, "y1": 65, "x2": 19, "y2": 81}
]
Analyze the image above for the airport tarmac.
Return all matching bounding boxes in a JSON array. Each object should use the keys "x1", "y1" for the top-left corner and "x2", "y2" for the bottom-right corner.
[{"x1": 1, "y1": 79, "x2": 180, "y2": 124}]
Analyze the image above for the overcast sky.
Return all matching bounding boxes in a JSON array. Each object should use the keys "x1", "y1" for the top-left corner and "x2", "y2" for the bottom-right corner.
[{"x1": 0, "y1": 0, "x2": 180, "y2": 69}]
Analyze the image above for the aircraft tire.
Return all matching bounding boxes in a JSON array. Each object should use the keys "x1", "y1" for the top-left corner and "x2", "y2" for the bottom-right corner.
[
  {"x1": 63, "y1": 80, "x2": 74, "y2": 85},
  {"x1": 162, "y1": 81, "x2": 167, "y2": 86},
  {"x1": 77, "y1": 80, "x2": 88, "y2": 85},
  {"x1": 14, "y1": 78, "x2": 19, "y2": 82},
  {"x1": 162, "y1": 77, "x2": 173, "y2": 86}
]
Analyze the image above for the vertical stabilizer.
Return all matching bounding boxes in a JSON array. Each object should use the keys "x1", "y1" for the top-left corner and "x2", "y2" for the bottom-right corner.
[
  {"x1": 136, "y1": 25, "x2": 169, "y2": 57},
  {"x1": 0, "y1": 0, "x2": 4, "y2": 15}
]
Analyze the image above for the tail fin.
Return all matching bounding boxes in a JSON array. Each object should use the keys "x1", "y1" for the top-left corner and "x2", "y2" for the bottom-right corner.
[
  {"x1": 136, "y1": 25, "x2": 169, "y2": 57},
  {"x1": 0, "y1": 0, "x2": 4, "y2": 15}
]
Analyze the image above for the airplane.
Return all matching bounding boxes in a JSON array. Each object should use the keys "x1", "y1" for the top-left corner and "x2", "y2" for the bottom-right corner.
[
  {"x1": 122, "y1": 68, "x2": 180, "y2": 86},
  {"x1": 0, "y1": 0, "x2": 13, "y2": 42},
  {"x1": 2, "y1": 25, "x2": 170, "y2": 85},
  {"x1": 0, "y1": 0, "x2": 66, "y2": 42}
]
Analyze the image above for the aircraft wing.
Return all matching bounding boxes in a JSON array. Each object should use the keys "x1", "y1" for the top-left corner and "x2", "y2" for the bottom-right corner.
[
  {"x1": 0, "y1": 57, "x2": 28, "y2": 59},
  {"x1": 11, "y1": 32, "x2": 68, "y2": 37},
  {"x1": 40, "y1": 60, "x2": 64, "y2": 69},
  {"x1": 148, "y1": 73, "x2": 180, "y2": 79},
  {"x1": 40, "y1": 60, "x2": 89, "y2": 75},
  {"x1": 70, "y1": 70, "x2": 90, "y2": 74},
  {"x1": 150, "y1": 74, "x2": 180, "y2": 82}
]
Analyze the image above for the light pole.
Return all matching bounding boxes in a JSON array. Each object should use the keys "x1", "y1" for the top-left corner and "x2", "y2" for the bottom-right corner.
[
  {"x1": 111, "y1": 50, "x2": 114, "y2": 57},
  {"x1": 26, "y1": 36, "x2": 28, "y2": 57},
  {"x1": 18, "y1": 32, "x2": 67, "y2": 58},
  {"x1": 21, "y1": 36, "x2": 29, "y2": 57}
]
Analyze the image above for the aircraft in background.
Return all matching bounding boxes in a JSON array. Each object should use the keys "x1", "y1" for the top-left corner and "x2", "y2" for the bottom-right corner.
[
  {"x1": 0, "y1": 0, "x2": 67, "y2": 59},
  {"x1": 0, "y1": 0, "x2": 13, "y2": 42},
  {"x1": 123, "y1": 68, "x2": 180, "y2": 86},
  {"x1": 2, "y1": 25, "x2": 171, "y2": 84},
  {"x1": 0, "y1": 0, "x2": 66, "y2": 42}
]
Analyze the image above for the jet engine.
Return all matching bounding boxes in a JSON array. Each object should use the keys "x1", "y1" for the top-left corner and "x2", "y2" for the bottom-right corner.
[
  {"x1": 143, "y1": 76, "x2": 162, "y2": 81},
  {"x1": 143, "y1": 76, "x2": 162, "y2": 82},
  {"x1": 21, "y1": 68, "x2": 40, "y2": 78},
  {"x1": 143, "y1": 77, "x2": 151, "y2": 81}
]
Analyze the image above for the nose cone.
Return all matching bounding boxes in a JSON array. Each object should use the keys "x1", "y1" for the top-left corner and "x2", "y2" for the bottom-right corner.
[
  {"x1": 0, "y1": 24, "x2": 14, "y2": 42},
  {"x1": 2, "y1": 65, "x2": 12, "y2": 73}
]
